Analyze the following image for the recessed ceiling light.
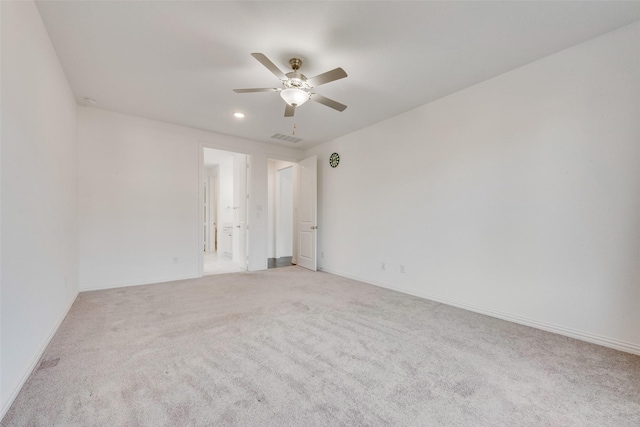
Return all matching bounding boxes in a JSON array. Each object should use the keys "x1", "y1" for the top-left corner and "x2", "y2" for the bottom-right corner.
[
  {"x1": 83, "y1": 97, "x2": 97, "y2": 105},
  {"x1": 233, "y1": 112, "x2": 245, "y2": 119}
]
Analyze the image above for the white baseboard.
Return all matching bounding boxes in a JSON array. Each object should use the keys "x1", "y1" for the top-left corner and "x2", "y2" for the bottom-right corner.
[
  {"x1": 1, "y1": 291, "x2": 79, "y2": 421},
  {"x1": 80, "y1": 273, "x2": 200, "y2": 292},
  {"x1": 321, "y1": 268, "x2": 640, "y2": 356}
]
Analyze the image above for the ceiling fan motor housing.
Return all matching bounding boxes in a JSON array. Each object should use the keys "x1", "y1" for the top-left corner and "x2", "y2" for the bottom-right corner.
[
  {"x1": 285, "y1": 72, "x2": 309, "y2": 89},
  {"x1": 285, "y1": 58, "x2": 310, "y2": 91},
  {"x1": 289, "y1": 58, "x2": 302, "y2": 71}
]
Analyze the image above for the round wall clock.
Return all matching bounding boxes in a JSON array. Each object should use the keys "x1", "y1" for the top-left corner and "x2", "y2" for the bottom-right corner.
[{"x1": 329, "y1": 152, "x2": 340, "y2": 168}]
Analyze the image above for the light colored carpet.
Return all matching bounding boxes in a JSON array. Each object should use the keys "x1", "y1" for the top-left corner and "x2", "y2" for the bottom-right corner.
[{"x1": 3, "y1": 267, "x2": 639, "y2": 426}]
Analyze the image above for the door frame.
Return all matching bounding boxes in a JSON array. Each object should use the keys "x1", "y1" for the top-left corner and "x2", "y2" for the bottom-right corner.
[
  {"x1": 198, "y1": 142, "x2": 251, "y2": 277},
  {"x1": 266, "y1": 159, "x2": 299, "y2": 267}
]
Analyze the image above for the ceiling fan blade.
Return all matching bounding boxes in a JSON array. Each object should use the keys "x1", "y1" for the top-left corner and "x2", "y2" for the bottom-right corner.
[
  {"x1": 310, "y1": 93, "x2": 347, "y2": 112},
  {"x1": 284, "y1": 104, "x2": 295, "y2": 117},
  {"x1": 251, "y1": 53, "x2": 287, "y2": 81},
  {"x1": 233, "y1": 88, "x2": 279, "y2": 93},
  {"x1": 307, "y1": 67, "x2": 347, "y2": 87}
]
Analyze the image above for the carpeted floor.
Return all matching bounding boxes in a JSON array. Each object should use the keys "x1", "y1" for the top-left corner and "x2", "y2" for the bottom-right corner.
[{"x1": 3, "y1": 267, "x2": 640, "y2": 426}]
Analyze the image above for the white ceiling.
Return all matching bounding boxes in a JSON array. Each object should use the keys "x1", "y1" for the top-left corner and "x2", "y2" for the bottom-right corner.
[{"x1": 36, "y1": 1, "x2": 640, "y2": 151}]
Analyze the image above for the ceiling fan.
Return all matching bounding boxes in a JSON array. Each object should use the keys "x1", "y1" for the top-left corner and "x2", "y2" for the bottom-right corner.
[{"x1": 234, "y1": 53, "x2": 348, "y2": 117}]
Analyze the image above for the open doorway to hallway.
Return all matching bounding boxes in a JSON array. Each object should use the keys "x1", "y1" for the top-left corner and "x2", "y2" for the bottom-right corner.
[
  {"x1": 268, "y1": 159, "x2": 297, "y2": 269},
  {"x1": 203, "y1": 148, "x2": 248, "y2": 275}
]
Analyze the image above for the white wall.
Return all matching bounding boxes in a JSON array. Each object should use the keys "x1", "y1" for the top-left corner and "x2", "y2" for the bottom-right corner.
[
  {"x1": 78, "y1": 107, "x2": 300, "y2": 289},
  {"x1": 1, "y1": 0, "x2": 79, "y2": 416},
  {"x1": 78, "y1": 107, "x2": 200, "y2": 288},
  {"x1": 1, "y1": 0, "x2": 3, "y2": 413},
  {"x1": 305, "y1": 22, "x2": 640, "y2": 354},
  {"x1": 247, "y1": 152, "x2": 269, "y2": 271}
]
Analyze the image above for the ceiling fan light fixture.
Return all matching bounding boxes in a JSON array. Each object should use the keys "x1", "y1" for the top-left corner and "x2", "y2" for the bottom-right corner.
[
  {"x1": 235, "y1": 53, "x2": 347, "y2": 117},
  {"x1": 280, "y1": 88, "x2": 310, "y2": 107}
]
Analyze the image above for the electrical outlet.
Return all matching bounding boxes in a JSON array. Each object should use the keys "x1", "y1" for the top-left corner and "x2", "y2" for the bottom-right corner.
[
  {"x1": 399, "y1": 265, "x2": 405, "y2": 273},
  {"x1": 381, "y1": 262, "x2": 386, "y2": 271}
]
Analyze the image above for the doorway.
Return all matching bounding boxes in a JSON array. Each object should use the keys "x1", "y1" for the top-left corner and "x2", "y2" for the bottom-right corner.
[
  {"x1": 268, "y1": 159, "x2": 296, "y2": 268},
  {"x1": 203, "y1": 148, "x2": 248, "y2": 275}
]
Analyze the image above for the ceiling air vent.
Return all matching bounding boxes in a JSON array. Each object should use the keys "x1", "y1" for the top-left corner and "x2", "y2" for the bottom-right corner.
[{"x1": 271, "y1": 133, "x2": 302, "y2": 144}]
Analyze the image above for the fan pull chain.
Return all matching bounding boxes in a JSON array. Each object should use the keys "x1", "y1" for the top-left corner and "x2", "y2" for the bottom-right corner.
[{"x1": 292, "y1": 123, "x2": 297, "y2": 136}]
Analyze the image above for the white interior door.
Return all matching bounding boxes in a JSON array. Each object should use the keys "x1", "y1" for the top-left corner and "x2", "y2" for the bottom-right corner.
[{"x1": 297, "y1": 155, "x2": 317, "y2": 271}]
